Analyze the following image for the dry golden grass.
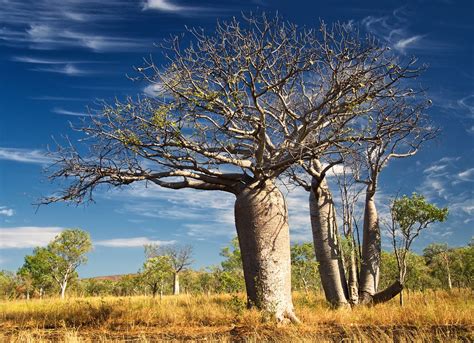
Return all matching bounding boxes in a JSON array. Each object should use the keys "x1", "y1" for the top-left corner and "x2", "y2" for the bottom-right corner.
[{"x1": 1, "y1": 290, "x2": 473, "y2": 342}]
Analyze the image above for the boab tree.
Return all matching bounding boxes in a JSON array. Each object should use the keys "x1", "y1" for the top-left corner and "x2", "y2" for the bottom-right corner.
[
  {"x1": 292, "y1": 72, "x2": 435, "y2": 306},
  {"x1": 44, "y1": 15, "x2": 397, "y2": 321}
]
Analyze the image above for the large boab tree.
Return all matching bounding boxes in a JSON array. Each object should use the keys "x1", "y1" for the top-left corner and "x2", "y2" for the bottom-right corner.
[{"x1": 43, "y1": 15, "x2": 383, "y2": 321}]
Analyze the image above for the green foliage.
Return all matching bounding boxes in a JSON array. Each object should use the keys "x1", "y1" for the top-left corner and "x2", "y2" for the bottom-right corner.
[
  {"x1": 140, "y1": 256, "x2": 174, "y2": 297},
  {"x1": 20, "y1": 247, "x2": 57, "y2": 296},
  {"x1": 291, "y1": 242, "x2": 321, "y2": 292},
  {"x1": 220, "y1": 237, "x2": 242, "y2": 272},
  {"x1": 423, "y1": 242, "x2": 474, "y2": 290},
  {"x1": 392, "y1": 193, "x2": 448, "y2": 235},
  {"x1": 215, "y1": 237, "x2": 245, "y2": 293},
  {"x1": 0, "y1": 270, "x2": 18, "y2": 299},
  {"x1": 48, "y1": 229, "x2": 92, "y2": 268},
  {"x1": 379, "y1": 251, "x2": 439, "y2": 291}
]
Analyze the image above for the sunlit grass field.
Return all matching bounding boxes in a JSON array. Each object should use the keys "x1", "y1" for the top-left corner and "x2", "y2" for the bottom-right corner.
[{"x1": 1, "y1": 290, "x2": 473, "y2": 342}]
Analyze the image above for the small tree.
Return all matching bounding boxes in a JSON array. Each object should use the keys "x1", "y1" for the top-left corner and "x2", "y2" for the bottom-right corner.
[
  {"x1": 290, "y1": 243, "x2": 320, "y2": 293},
  {"x1": 423, "y1": 243, "x2": 453, "y2": 290},
  {"x1": 386, "y1": 193, "x2": 448, "y2": 305},
  {"x1": 141, "y1": 256, "x2": 173, "y2": 299},
  {"x1": 16, "y1": 268, "x2": 34, "y2": 300},
  {"x1": 47, "y1": 229, "x2": 92, "y2": 299},
  {"x1": 20, "y1": 247, "x2": 56, "y2": 298},
  {"x1": 145, "y1": 244, "x2": 193, "y2": 295}
]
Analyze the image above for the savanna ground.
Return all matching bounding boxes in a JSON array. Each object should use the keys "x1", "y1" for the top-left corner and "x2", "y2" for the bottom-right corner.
[{"x1": 1, "y1": 290, "x2": 473, "y2": 342}]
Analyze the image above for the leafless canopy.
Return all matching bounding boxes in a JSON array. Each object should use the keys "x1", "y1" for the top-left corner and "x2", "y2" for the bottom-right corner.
[
  {"x1": 43, "y1": 13, "x2": 428, "y2": 204},
  {"x1": 145, "y1": 244, "x2": 193, "y2": 273}
]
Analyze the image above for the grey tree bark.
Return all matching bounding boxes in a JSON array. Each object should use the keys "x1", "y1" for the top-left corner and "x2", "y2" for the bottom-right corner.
[
  {"x1": 60, "y1": 280, "x2": 67, "y2": 299},
  {"x1": 359, "y1": 182, "x2": 381, "y2": 304},
  {"x1": 309, "y1": 175, "x2": 349, "y2": 308},
  {"x1": 234, "y1": 180, "x2": 299, "y2": 323},
  {"x1": 347, "y1": 240, "x2": 359, "y2": 305},
  {"x1": 173, "y1": 273, "x2": 180, "y2": 295}
]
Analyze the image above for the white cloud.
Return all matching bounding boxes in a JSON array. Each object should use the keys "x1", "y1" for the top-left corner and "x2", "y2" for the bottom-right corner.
[
  {"x1": 457, "y1": 168, "x2": 474, "y2": 182},
  {"x1": 107, "y1": 183, "x2": 236, "y2": 239},
  {"x1": 142, "y1": 0, "x2": 215, "y2": 16},
  {"x1": 13, "y1": 57, "x2": 95, "y2": 76},
  {"x1": 0, "y1": 147, "x2": 51, "y2": 164},
  {"x1": 393, "y1": 35, "x2": 424, "y2": 53},
  {"x1": 361, "y1": 8, "x2": 444, "y2": 55},
  {"x1": 33, "y1": 63, "x2": 89, "y2": 76},
  {"x1": 0, "y1": 206, "x2": 14, "y2": 217},
  {"x1": 143, "y1": 83, "x2": 165, "y2": 97},
  {"x1": 95, "y1": 237, "x2": 176, "y2": 247},
  {"x1": 457, "y1": 94, "x2": 474, "y2": 118},
  {"x1": 52, "y1": 107, "x2": 90, "y2": 116},
  {"x1": 143, "y1": 0, "x2": 184, "y2": 12},
  {"x1": 0, "y1": 226, "x2": 63, "y2": 249},
  {"x1": 12, "y1": 56, "x2": 77, "y2": 64},
  {"x1": 0, "y1": 0, "x2": 152, "y2": 52},
  {"x1": 423, "y1": 164, "x2": 447, "y2": 173}
]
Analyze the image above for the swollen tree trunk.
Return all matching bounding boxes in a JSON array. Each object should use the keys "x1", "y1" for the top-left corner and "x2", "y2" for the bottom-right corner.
[
  {"x1": 173, "y1": 272, "x2": 180, "y2": 295},
  {"x1": 234, "y1": 180, "x2": 299, "y2": 323},
  {"x1": 309, "y1": 176, "x2": 349, "y2": 308},
  {"x1": 359, "y1": 182, "x2": 381, "y2": 304}
]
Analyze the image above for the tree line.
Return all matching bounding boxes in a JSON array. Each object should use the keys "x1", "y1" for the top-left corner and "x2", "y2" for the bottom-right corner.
[{"x1": 1, "y1": 232, "x2": 472, "y2": 300}]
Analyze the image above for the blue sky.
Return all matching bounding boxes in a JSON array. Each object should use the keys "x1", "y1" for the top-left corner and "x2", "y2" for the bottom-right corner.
[{"x1": 0, "y1": 0, "x2": 472, "y2": 277}]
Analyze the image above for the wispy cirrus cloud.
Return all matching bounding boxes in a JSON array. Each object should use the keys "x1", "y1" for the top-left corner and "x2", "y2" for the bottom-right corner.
[
  {"x1": 32, "y1": 64, "x2": 91, "y2": 76},
  {"x1": 361, "y1": 7, "x2": 446, "y2": 54},
  {"x1": 0, "y1": 226, "x2": 63, "y2": 248},
  {"x1": 95, "y1": 237, "x2": 176, "y2": 248},
  {"x1": 12, "y1": 56, "x2": 96, "y2": 76},
  {"x1": 0, "y1": 1, "x2": 152, "y2": 52},
  {"x1": 52, "y1": 107, "x2": 90, "y2": 116},
  {"x1": 107, "y1": 183, "x2": 236, "y2": 240},
  {"x1": 142, "y1": 0, "x2": 227, "y2": 16},
  {"x1": 0, "y1": 206, "x2": 15, "y2": 217},
  {"x1": 0, "y1": 147, "x2": 51, "y2": 164},
  {"x1": 417, "y1": 156, "x2": 474, "y2": 238}
]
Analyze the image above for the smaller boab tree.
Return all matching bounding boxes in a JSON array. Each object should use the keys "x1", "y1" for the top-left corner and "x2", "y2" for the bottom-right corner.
[
  {"x1": 291, "y1": 81, "x2": 435, "y2": 307},
  {"x1": 145, "y1": 244, "x2": 193, "y2": 295},
  {"x1": 386, "y1": 193, "x2": 448, "y2": 305}
]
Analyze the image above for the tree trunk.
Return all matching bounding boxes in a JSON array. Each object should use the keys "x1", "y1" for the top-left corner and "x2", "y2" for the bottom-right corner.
[
  {"x1": 234, "y1": 179, "x2": 299, "y2": 323},
  {"x1": 347, "y1": 241, "x2": 359, "y2": 305},
  {"x1": 359, "y1": 183, "x2": 381, "y2": 304},
  {"x1": 60, "y1": 281, "x2": 67, "y2": 299},
  {"x1": 309, "y1": 175, "x2": 349, "y2": 308},
  {"x1": 173, "y1": 272, "x2": 180, "y2": 295},
  {"x1": 445, "y1": 256, "x2": 453, "y2": 290}
]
